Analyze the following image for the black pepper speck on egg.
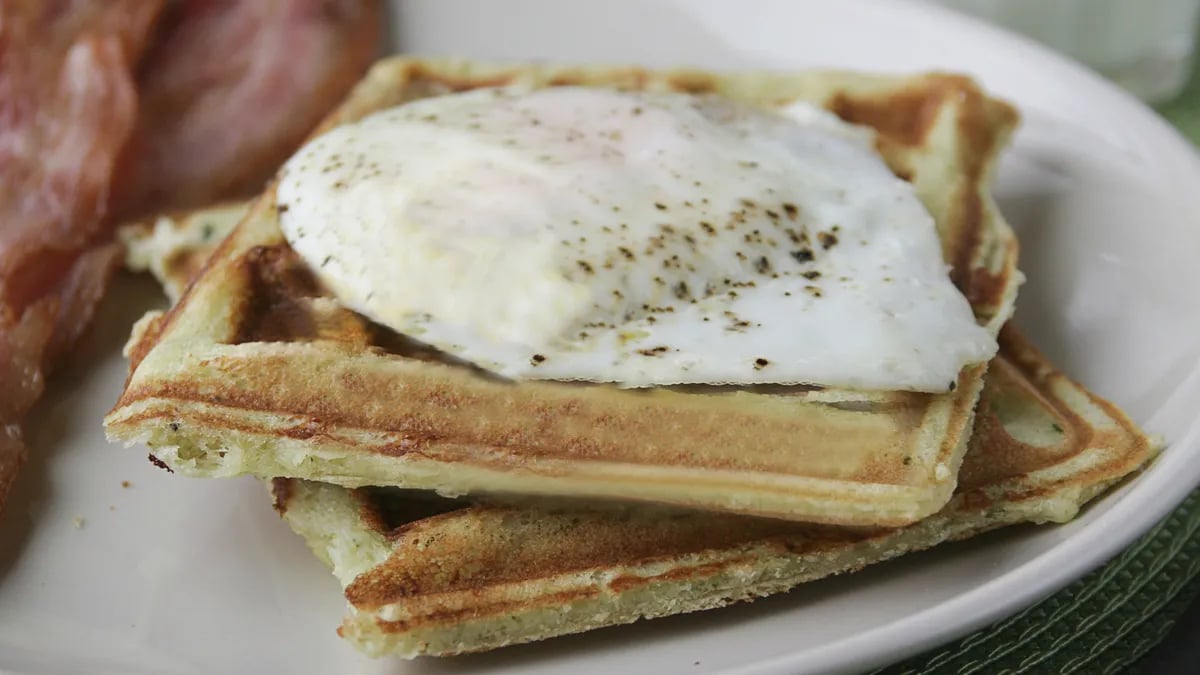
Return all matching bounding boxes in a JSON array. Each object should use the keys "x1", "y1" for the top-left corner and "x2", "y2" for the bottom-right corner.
[
  {"x1": 636, "y1": 345, "x2": 670, "y2": 357},
  {"x1": 791, "y1": 248, "x2": 814, "y2": 264}
]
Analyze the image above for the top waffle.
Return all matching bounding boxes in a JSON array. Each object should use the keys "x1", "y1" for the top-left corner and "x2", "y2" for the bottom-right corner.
[{"x1": 105, "y1": 59, "x2": 1021, "y2": 526}]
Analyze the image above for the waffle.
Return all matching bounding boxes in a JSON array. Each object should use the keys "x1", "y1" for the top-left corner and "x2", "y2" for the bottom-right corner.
[
  {"x1": 119, "y1": 196, "x2": 1152, "y2": 653},
  {"x1": 106, "y1": 59, "x2": 1022, "y2": 526},
  {"x1": 119, "y1": 188, "x2": 1155, "y2": 660},
  {"x1": 270, "y1": 328, "x2": 1156, "y2": 657}
]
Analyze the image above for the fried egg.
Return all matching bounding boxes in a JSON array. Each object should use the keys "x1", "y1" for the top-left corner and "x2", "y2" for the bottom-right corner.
[{"x1": 276, "y1": 86, "x2": 995, "y2": 392}]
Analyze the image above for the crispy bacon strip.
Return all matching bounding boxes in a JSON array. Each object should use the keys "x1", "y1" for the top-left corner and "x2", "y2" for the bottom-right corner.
[
  {"x1": 115, "y1": 0, "x2": 382, "y2": 219},
  {"x1": 0, "y1": 0, "x2": 381, "y2": 509},
  {"x1": 1, "y1": 0, "x2": 380, "y2": 514},
  {"x1": 0, "y1": 0, "x2": 164, "y2": 510}
]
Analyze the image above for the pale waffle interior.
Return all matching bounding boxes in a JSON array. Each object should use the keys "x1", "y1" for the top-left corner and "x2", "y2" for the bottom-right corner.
[
  {"x1": 106, "y1": 59, "x2": 1022, "y2": 526},
  {"x1": 120, "y1": 201, "x2": 249, "y2": 303},
  {"x1": 271, "y1": 328, "x2": 1156, "y2": 658}
]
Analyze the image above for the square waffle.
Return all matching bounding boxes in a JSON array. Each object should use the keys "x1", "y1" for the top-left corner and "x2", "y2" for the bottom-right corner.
[
  {"x1": 273, "y1": 328, "x2": 1156, "y2": 657},
  {"x1": 106, "y1": 59, "x2": 1022, "y2": 526},
  {"x1": 121, "y1": 202, "x2": 1154, "y2": 658}
]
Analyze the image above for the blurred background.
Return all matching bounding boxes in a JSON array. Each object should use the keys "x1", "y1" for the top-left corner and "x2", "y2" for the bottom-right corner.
[
  {"x1": 924, "y1": 0, "x2": 1200, "y2": 143},
  {"x1": 921, "y1": 4, "x2": 1200, "y2": 674},
  {"x1": 924, "y1": 0, "x2": 1200, "y2": 103}
]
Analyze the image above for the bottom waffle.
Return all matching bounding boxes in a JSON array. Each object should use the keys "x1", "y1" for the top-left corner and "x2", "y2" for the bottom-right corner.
[
  {"x1": 273, "y1": 326, "x2": 1155, "y2": 657},
  {"x1": 123, "y1": 206, "x2": 1156, "y2": 658}
]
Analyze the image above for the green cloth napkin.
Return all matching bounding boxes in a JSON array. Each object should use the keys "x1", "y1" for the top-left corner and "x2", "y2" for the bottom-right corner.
[
  {"x1": 877, "y1": 491, "x2": 1200, "y2": 674},
  {"x1": 1159, "y1": 56, "x2": 1200, "y2": 141},
  {"x1": 878, "y1": 56, "x2": 1200, "y2": 675}
]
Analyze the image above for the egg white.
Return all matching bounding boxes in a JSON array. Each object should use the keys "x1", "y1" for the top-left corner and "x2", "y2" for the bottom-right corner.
[{"x1": 276, "y1": 86, "x2": 995, "y2": 392}]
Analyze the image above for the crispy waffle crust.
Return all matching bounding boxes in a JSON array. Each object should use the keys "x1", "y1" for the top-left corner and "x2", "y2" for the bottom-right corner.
[
  {"x1": 271, "y1": 327, "x2": 1157, "y2": 658},
  {"x1": 106, "y1": 58, "x2": 1022, "y2": 526}
]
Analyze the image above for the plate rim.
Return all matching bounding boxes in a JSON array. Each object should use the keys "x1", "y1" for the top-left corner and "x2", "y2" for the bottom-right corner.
[{"x1": 4, "y1": 2, "x2": 1200, "y2": 674}]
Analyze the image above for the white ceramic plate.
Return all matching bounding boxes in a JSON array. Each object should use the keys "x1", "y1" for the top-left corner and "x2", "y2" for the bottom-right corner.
[{"x1": 3, "y1": 1, "x2": 1199, "y2": 673}]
